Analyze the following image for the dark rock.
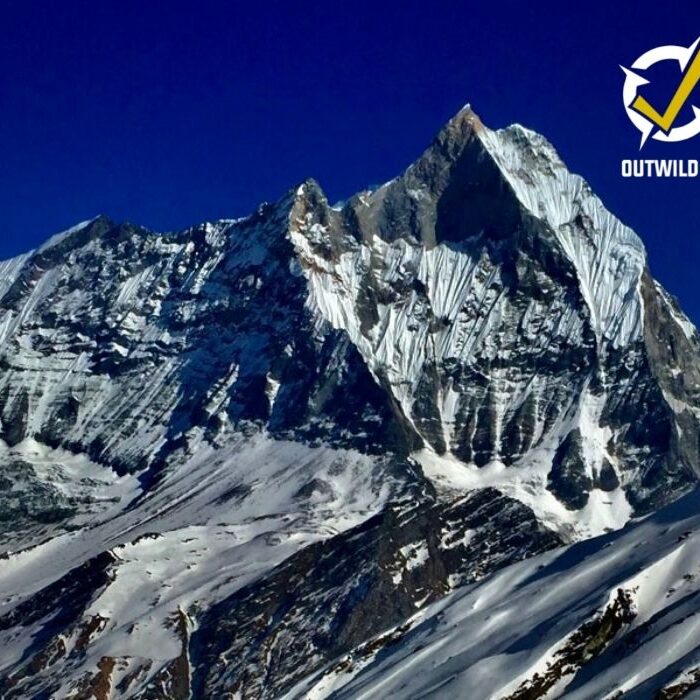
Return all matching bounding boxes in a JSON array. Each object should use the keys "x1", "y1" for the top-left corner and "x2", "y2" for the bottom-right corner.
[{"x1": 190, "y1": 488, "x2": 562, "y2": 699}]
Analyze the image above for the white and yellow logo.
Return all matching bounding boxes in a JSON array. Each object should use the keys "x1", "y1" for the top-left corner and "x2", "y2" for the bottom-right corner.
[{"x1": 622, "y1": 37, "x2": 700, "y2": 148}]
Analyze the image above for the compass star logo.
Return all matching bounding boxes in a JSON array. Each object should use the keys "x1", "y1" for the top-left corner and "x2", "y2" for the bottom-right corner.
[{"x1": 621, "y1": 37, "x2": 700, "y2": 148}]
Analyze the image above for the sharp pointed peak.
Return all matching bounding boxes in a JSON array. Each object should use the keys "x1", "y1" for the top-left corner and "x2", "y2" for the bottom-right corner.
[
  {"x1": 437, "y1": 103, "x2": 487, "y2": 142},
  {"x1": 294, "y1": 177, "x2": 325, "y2": 198},
  {"x1": 433, "y1": 104, "x2": 547, "y2": 158}
]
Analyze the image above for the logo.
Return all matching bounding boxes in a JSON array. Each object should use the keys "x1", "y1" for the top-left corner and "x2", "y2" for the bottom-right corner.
[{"x1": 621, "y1": 37, "x2": 700, "y2": 148}]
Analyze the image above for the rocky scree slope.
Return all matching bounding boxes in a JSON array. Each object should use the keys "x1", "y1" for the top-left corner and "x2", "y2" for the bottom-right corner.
[{"x1": 0, "y1": 106, "x2": 698, "y2": 698}]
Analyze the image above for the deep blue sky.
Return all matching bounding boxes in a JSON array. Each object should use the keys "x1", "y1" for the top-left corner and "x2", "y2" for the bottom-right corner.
[{"x1": 2, "y1": 1, "x2": 700, "y2": 320}]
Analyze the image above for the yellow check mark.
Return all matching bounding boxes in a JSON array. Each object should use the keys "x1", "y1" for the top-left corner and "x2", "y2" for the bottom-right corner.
[{"x1": 631, "y1": 44, "x2": 700, "y2": 133}]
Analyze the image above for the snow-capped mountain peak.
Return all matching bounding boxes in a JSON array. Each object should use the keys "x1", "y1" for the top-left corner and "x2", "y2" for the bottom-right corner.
[
  {"x1": 287, "y1": 106, "x2": 700, "y2": 538},
  {"x1": 0, "y1": 107, "x2": 699, "y2": 699}
]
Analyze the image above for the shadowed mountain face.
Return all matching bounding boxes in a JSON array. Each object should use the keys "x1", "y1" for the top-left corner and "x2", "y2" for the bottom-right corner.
[{"x1": 0, "y1": 107, "x2": 699, "y2": 698}]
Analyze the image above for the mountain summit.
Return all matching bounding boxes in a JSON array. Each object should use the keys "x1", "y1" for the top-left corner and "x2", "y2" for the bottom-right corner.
[{"x1": 0, "y1": 108, "x2": 699, "y2": 699}]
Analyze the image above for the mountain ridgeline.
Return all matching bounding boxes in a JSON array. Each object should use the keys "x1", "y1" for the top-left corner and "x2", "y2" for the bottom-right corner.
[{"x1": 0, "y1": 107, "x2": 699, "y2": 699}]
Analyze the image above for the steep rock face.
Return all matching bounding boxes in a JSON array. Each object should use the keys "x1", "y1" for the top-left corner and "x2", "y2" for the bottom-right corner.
[
  {"x1": 0, "y1": 205, "x2": 413, "y2": 484},
  {"x1": 288, "y1": 107, "x2": 700, "y2": 532}
]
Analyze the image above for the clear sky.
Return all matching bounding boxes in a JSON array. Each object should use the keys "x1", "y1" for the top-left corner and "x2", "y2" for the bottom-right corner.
[{"x1": 2, "y1": 1, "x2": 700, "y2": 320}]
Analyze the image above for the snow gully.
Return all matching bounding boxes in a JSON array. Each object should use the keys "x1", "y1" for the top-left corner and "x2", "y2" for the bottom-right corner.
[{"x1": 621, "y1": 159, "x2": 699, "y2": 178}]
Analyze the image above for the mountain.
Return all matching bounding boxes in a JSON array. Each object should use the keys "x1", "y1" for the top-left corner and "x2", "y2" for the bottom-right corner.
[{"x1": 0, "y1": 106, "x2": 699, "y2": 699}]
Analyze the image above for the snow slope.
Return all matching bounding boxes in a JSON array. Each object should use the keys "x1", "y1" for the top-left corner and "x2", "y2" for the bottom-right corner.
[
  {"x1": 0, "y1": 436, "x2": 406, "y2": 697},
  {"x1": 288, "y1": 489, "x2": 700, "y2": 700}
]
